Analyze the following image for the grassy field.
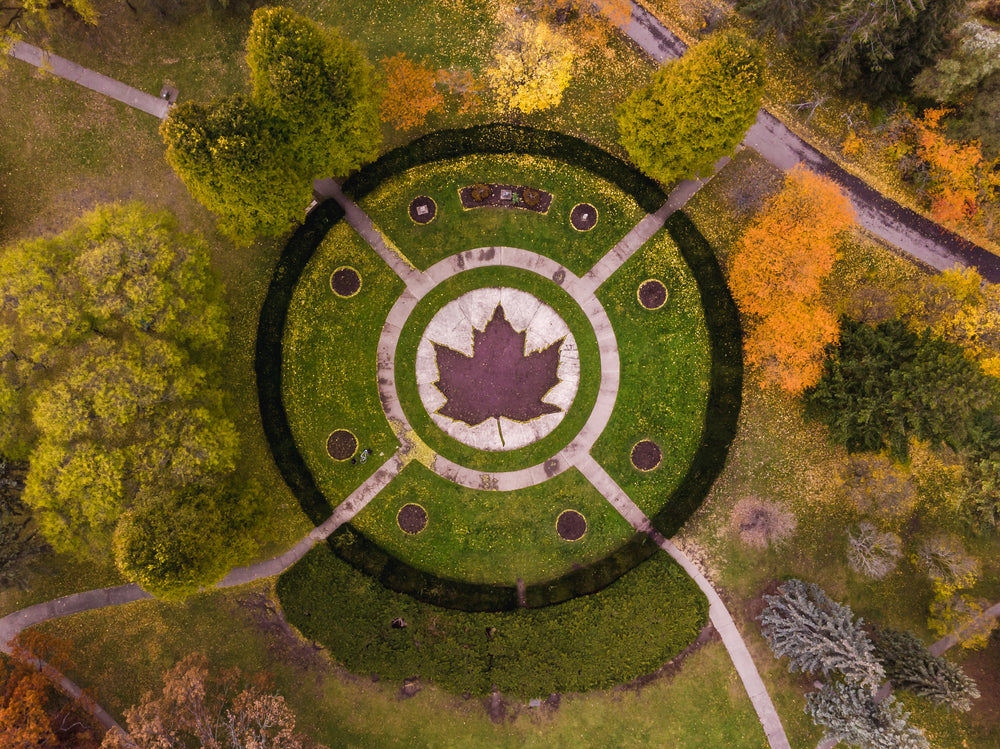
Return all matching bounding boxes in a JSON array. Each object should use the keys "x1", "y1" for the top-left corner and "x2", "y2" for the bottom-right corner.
[
  {"x1": 592, "y1": 227, "x2": 712, "y2": 517},
  {"x1": 350, "y1": 463, "x2": 636, "y2": 585},
  {"x1": 358, "y1": 153, "x2": 646, "y2": 275}
]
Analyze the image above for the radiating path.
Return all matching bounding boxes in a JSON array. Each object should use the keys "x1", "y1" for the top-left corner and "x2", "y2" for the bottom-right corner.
[{"x1": 5, "y1": 38, "x2": 170, "y2": 118}]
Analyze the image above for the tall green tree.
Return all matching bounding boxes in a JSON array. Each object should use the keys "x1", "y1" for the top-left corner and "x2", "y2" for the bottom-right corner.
[
  {"x1": 0, "y1": 203, "x2": 256, "y2": 596},
  {"x1": 245, "y1": 6, "x2": 381, "y2": 177},
  {"x1": 805, "y1": 681, "x2": 929, "y2": 749},
  {"x1": 872, "y1": 626, "x2": 980, "y2": 711},
  {"x1": 617, "y1": 29, "x2": 764, "y2": 185}
]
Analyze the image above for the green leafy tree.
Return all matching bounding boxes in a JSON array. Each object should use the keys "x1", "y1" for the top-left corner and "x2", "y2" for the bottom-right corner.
[
  {"x1": 161, "y1": 97, "x2": 313, "y2": 244},
  {"x1": 245, "y1": 6, "x2": 381, "y2": 176},
  {"x1": 0, "y1": 203, "x2": 256, "y2": 597},
  {"x1": 759, "y1": 579, "x2": 885, "y2": 690},
  {"x1": 617, "y1": 29, "x2": 764, "y2": 185},
  {"x1": 872, "y1": 626, "x2": 980, "y2": 711},
  {"x1": 805, "y1": 681, "x2": 929, "y2": 749}
]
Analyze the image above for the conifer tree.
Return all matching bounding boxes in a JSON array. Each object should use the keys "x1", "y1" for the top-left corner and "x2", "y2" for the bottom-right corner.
[
  {"x1": 805, "y1": 681, "x2": 929, "y2": 749},
  {"x1": 872, "y1": 626, "x2": 980, "y2": 711}
]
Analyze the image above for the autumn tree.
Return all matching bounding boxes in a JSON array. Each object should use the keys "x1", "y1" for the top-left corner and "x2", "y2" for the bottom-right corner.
[
  {"x1": 379, "y1": 54, "x2": 444, "y2": 131},
  {"x1": 487, "y1": 16, "x2": 576, "y2": 115},
  {"x1": 528, "y1": 0, "x2": 632, "y2": 49},
  {"x1": 0, "y1": 203, "x2": 260, "y2": 597},
  {"x1": 617, "y1": 29, "x2": 764, "y2": 185},
  {"x1": 841, "y1": 453, "x2": 918, "y2": 528},
  {"x1": 101, "y1": 654, "x2": 322, "y2": 749},
  {"x1": 728, "y1": 164, "x2": 855, "y2": 392},
  {"x1": 0, "y1": 632, "x2": 101, "y2": 749}
]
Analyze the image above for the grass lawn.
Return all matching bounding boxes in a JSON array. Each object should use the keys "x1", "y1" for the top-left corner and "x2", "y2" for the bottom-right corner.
[
  {"x1": 357, "y1": 153, "x2": 646, "y2": 275},
  {"x1": 592, "y1": 227, "x2": 712, "y2": 518},
  {"x1": 394, "y1": 265, "x2": 601, "y2": 472},
  {"x1": 281, "y1": 221, "x2": 406, "y2": 506},
  {"x1": 350, "y1": 462, "x2": 636, "y2": 586}
]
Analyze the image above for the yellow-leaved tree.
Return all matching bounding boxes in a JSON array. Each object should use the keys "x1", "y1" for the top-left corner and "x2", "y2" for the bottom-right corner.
[{"x1": 487, "y1": 17, "x2": 576, "y2": 115}]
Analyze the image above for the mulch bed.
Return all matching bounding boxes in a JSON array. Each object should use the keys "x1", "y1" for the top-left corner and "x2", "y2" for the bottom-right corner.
[
  {"x1": 459, "y1": 183, "x2": 553, "y2": 214},
  {"x1": 556, "y1": 510, "x2": 587, "y2": 541},
  {"x1": 631, "y1": 440, "x2": 662, "y2": 471},
  {"x1": 570, "y1": 203, "x2": 598, "y2": 231},
  {"x1": 326, "y1": 429, "x2": 358, "y2": 461},
  {"x1": 408, "y1": 195, "x2": 437, "y2": 224},
  {"x1": 637, "y1": 279, "x2": 667, "y2": 310},
  {"x1": 330, "y1": 266, "x2": 361, "y2": 297},
  {"x1": 397, "y1": 503, "x2": 428, "y2": 534}
]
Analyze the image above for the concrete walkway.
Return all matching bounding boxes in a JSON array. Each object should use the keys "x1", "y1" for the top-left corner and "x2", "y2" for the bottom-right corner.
[
  {"x1": 6, "y1": 39, "x2": 170, "y2": 119},
  {"x1": 619, "y1": 1, "x2": 1000, "y2": 282}
]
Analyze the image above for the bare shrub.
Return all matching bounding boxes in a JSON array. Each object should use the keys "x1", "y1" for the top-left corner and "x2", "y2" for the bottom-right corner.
[
  {"x1": 847, "y1": 522, "x2": 902, "y2": 579},
  {"x1": 731, "y1": 496, "x2": 797, "y2": 549},
  {"x1": 914, "y1": 533, "x2": 980, "y2": 595}
]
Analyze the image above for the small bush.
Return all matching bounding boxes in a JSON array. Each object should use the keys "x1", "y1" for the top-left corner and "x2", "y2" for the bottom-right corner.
[
  {"x1": 846, "y1": 522, "x2": 901, "y2": 579},
  {"x1": 731, "y1": 496, "x2": 797, "y2": 549},
  {"x1": 522, "y1": 186, "x2": 542, "y2": 207},
  {"x1": 913, "y1": 533, "x2": 980, "y2": 595}
]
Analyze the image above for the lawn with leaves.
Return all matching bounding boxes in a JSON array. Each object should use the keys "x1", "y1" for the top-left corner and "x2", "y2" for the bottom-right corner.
[
  {"x1": 358, "y1": 153, "x2": 646, "y2": 275},
  {"x1": 350, "y1": 462, "x2": 636, "y2": 585}
]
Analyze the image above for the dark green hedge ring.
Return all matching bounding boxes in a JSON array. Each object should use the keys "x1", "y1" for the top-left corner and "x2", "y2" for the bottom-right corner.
[{"x1": 256, "y1": 126, "x2": 743, "y2": 611}]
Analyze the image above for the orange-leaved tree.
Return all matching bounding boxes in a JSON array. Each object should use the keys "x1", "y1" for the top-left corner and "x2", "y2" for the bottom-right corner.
[
  {"x1": 728, "y1": 164, "x2": 855, "y2": 392},
  {"x1": 379, "y1": 53, "x2": 445, "y2": 131}
]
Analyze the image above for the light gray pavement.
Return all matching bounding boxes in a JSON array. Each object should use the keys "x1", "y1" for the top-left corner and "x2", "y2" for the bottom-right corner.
[
  {"x1": 6, "y1": 39, "x2": 170, "y2": 118},
  {"x1": 574, "y1": 452, "x2": 792, "y2": 749}
]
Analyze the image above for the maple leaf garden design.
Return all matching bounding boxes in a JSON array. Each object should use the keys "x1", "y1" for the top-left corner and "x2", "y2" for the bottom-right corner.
[{"x1": 261, "y1": 128, "x2": 742, "y2": 641}]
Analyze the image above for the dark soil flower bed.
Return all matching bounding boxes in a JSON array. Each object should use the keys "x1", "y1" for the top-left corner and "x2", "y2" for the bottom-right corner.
[
  {"x1": 630, "y1": 439, "x2": 663, "y2": 471},
  {"x1": 556, "y1": 510, "x2": 587, "y2": 541},
  {"x1": 570, "y1": 202, "x2": 598, "y2": 231},
  {"x1": 408, "y1": 195, "x2": 437, "y2": 224},
  {"x1": 397, "y1": 503, "x2": 428, "y2": 534},
  {"x1": 459, "y1": 183, "x2": 553, "y2": 214},
  {"x1": 326, "y1": 429, "x2": 358, "y2": 461},
  {"x1": 637, "y1": 278, "x2": 667, "y2": 310},
  {"x1": 330, "y1": 266, "x2": 361, "y2": 297}
]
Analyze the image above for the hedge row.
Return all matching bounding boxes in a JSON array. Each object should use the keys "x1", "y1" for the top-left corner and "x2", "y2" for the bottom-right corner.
[
  {"x1": 650, "y1": 212, "x2": 744, "y2": 537},
  {"x1": 276, "y1": 542, "x2": 709, "y2": 697}
]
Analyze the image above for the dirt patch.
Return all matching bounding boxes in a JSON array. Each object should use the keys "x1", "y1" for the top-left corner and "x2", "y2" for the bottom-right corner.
[
  {"x1": 234, "y1": 592, "x2": 327, "y2": 677},
  {"x1": 570, "y1": 202, "x2": 598, "y2": 231},
  {"x1": 961, "y1": 630, "x2": 1000, "y2": 730},
  {"x1": 408, "y1": 195, "x2": 437, "y2": 224},
  {"x1": 459, "y1": 183, "x2": 553, "y2": 214},
  {"x1": 744, "y1": 579, "x2": 785, "y2": 624},
  {"x1": 630, "y1": 439, "x2": 662, "y2": 471},
  {"x1": 556, "y1": 509, "x2": 587, "y2": 541},
  {"x1": 397, "y1": 503, "x2": 428, "y2": 534},
  {"x1": 637, "y1": 278, "x2": 667, "y2": 310},
  {"x1": 326, "y1": 429, "x2": 358, "y2": 461},
  {"x1": 330, "y1": 266, "x2": 361, "y2": 297}
]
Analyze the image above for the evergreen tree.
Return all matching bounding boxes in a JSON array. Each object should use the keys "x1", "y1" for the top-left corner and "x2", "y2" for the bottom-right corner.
[
  {"x1": 759, "y1": 579, "x2": 885, "y2": 690},
  {"x1": 872, "y1": 626, "x2": 980, "y2": 711},
  {"x1": 805, "y1": 681, "x2": 929, "y2": 749},
  {"x1": 617, "y1": 29, "x2": 764, "y2": 185}
]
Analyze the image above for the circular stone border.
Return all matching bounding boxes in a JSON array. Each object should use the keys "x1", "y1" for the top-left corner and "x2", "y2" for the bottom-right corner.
[
  {"x1": 326, "y1": 429, "x2": 358, "y2": 461},
  {"x1": 630, "y1": 439, "x2": 663, "y2": 472},
  {"x1": 570, "y1": 203, "x2": 598, "y2": 231},
  {"x1": 409, "y1": 195, "x2": 437, "y2": 224},
  {"x1": 330, "y1": 266, "x2": 362, "y2": 298},
  {"x1": 556, "y1": 509, "x2": 587, "y2": 541},
  {"x1": 257, "y1": 124, "x2": 744, "y2": 613},
  {"x1": 637, "y1": 278, "x2": 668, "y2": 310},
  {"x1": 397, "y1": 503, "x2": 428, "y2": 534}
]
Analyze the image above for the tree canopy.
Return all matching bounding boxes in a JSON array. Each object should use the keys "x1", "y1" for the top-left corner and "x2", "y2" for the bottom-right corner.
[
  {"x1": 161, "y1": 6, "x2": 382, "y2": 243},
  {"x1": 0, "y1": 203, "x2": 259, "y2": 596},
  {"x1": 617, "y1": 29, "x2": 764, "y2": 185},
  {"x1": 487, "y1": 17, "x2": 576, "y2": 115}
]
